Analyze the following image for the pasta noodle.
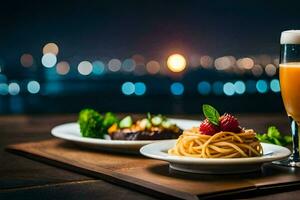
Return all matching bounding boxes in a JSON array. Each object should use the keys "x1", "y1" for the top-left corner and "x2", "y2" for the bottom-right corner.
[{"x1": 168, "y1": 127, "x2": 263, "y2": 158}]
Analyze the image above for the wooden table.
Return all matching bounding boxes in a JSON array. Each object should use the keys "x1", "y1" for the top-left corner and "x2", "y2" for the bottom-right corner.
[{"x1": 1, "y1": 114, "x2": 300, "y2": 200}]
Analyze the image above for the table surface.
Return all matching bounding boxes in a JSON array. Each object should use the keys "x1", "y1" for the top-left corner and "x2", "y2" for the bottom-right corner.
[{"x1": 1, "y1": 113, "x2": 300, "y2": 200}]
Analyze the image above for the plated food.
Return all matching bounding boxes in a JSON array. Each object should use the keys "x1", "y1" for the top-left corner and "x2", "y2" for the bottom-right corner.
[
  {"x1": 168, "y1": 104, "x2": 263, "y2": 158},
  {"x1": 78, "y1": 109, "x2": 183, "y2": 141}
]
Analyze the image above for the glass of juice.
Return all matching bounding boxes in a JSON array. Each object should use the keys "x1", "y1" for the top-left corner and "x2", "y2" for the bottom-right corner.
[{"x1": 277, "y1": 30, "x2": 300, "y2": 167}]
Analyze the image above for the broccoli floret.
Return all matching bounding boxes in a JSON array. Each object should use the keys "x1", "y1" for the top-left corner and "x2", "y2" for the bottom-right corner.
[
  {"x1": 102, "y1": 112, "x2": 119, "y2": 130},
  {"x1": 78, "y1": 108, "x2": 104, "y2": 138}
]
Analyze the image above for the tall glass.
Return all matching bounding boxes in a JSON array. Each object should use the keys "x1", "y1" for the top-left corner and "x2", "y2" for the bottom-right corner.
[{"x1": 277, "y1": 30, "x2": 300, "y2": 167}]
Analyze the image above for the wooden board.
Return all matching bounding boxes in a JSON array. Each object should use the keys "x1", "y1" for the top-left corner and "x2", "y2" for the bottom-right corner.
[{"x1": 6, "y1": 139, "x2": 300, "y2": 200}]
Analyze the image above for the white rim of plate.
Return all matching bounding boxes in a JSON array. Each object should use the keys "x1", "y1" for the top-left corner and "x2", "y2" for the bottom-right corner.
[
  {"x1": 51, "y1": 118, "x2": 200, "y2": 145},
  {"x1": 140, "y1": 140, "x2": 291, "y2": 165}
]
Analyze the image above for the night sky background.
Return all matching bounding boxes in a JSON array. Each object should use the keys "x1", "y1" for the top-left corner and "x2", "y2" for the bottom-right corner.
[{"x1": 0, "y1": 0, "x2": 300, "y2": 114}]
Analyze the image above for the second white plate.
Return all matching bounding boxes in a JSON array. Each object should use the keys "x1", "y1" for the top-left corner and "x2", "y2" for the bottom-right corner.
[
  {"x1": 140, "y1": 140, "x2": 291, "y2": 174},
  {"x1": 51, "y1": 118, "x2": 200, "y2": 153}
]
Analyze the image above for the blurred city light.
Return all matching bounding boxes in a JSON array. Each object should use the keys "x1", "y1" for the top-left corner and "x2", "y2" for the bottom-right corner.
[
  {"x1": 43, "y1": 43, "x2": 59, "y2": 55},
  {"x1": 234, "y1": 81, "x2": 246, "y2": 94},
  {"x1": 92, "y1": 61, "x2": 105, "y2": 75},
  {"x1": 212, "y1": 81, "x2": 223, "y2": 95},
  {"x1": 146, "y1": 60, "x2": 160, "y2": 74},
  {"x1": 214, "y1": 56, "x2": 235, "y2": 70},
  {"x1": 56, "y1": 61, "x2": 70, "y2": 75},
  {"x1": 42, "y1": 53, "x2": 57, "y2": 68},
  {"x1": 265, "y1": 64, "x2": 277, "y2": 76},
  {"x1": 122, "y1": 58, "x2": 136, "y2": 72},
  {"x1": 251, "y1": 64, "x2": 263, "y2": 77},
  {"x1": 270, "y1": 79, "x2": 280, "y2": 92},
  {"x1": 20, "y1": 53, "x2": 34, "y2": 67},
  {"x1": 0, "y1": 83, "x2": 8, "y2": 95},
  {"x1": 236, "y1": 58, "x2": 254, "y2": 69},
  {"x1": 134, "y1": 82, "x2": 146, "y2": 95},
  {"x1": 78, "y1": 61, "x2": 93, "y2": 75},
  {"x1": 200, "y1": 55, "x2": 213, "y2": 68},
  {"x1": 170, "y1": 82, "x2": 184, "y2": 95},
  {"x1": 121, "y1": 82, "x2": 135, "y2": 95},
  {"x1": 197, "y1": 81, "x2": 211, "y2": 95},
  {"x1": 223, "y1": 82, "x2": 235, "y2": 96},
  {"x1": 167, "y1": 54, "x2": 187, "y2": 72},
  {"x1": 8, "y1": 82, "x2": 20, "y2": 95},
  {"x1": 256, "y1": 80, "x2": 268, "y2": 93},
  {"x1": 108, "y1": 59, "x2": 121, "y2": 72},
  {"x1": 27, "y1": 81, "x2": 40, "y2": 94}
]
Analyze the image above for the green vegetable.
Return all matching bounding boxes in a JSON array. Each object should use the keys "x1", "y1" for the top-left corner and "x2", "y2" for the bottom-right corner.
[
  {"x1": 103, "y1": 112, "x2": 118, "y2": 129},
  {"x1": 256, "y1": 126, "x2": 292, "y2": 146},
  {"x1": 151, "y1": 116, "x2": 163, "y2": 126},
  {"x1": 119, "y1": 116, "x2": 133, "y2": 128},
  {"x1": 162, "y1": 120, "x2": 173, "y2": 129},
  {"x1": 202, "y1": 104, "x2": 220, "y2": 126},
  {"x1": 78, "y1": 108, "x2": 104, "y2": 138},
  {"x1": 139, "y1": 118, "x2": 151, "y2": 129},
  {"x1": 78, "y1": 109, "x2": 118, "y2": 138}
]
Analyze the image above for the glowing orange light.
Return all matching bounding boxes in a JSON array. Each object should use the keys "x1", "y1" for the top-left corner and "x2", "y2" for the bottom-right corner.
[
  {"x1": 43, "y1": 43, "x2": 59, "y2": 55},
  {"x1": 167, "y1": 54, "x2": 186, "y2": 72}
]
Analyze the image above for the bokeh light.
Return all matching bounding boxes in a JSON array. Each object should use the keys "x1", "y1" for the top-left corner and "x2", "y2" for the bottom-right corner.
[
  {"x1": 251, "y1": 64, "x2": 263, "y2": 77},
  {"x1": 121, "y1": 82, "x2": 135, "y2": 95},
  {"x1": 265, "y1": 64, "x2": 277, "y2": 76},
  {"x1": 197, "y1": 81, "x2": 211, "y2": 95},
  {"x1": 108, "y1": 59, "x2": 121, "y2": 72},
  {"x1": 170, "y1": 82, "x2": 184, "y2": 95},
  {"x1": 27, "y1": 81, "x2": 40, "y2": 94},
  {"x1": 134, "y1": 82, "x2": 146, "y2": 95},
  {"x1": 0, "y1": 83, "x2": 8, "y2": 95},
  {"x1": 256, "y1": 80, "x2": 268, "y2": 93},
  {"x1": 132, "y1": 54, "x2": 145, "y2": 65},
  {"x1": 42, "y1": 53, "x2": 57, "y2": 68},
  {"x1": 56, "y1": 61, "x2": 70, "y2": 75},
  {"x1": 43, "y1": 43, "x2": 59, "y2": 55},
  {"x1": 270, "y1": 79, "x2": 280, "y2": 92},
  {"x1": 212, "y1": 81, "x2": 223, "y2": 95},
  {"x1": 200, "y1": 55, "x2": 213, "y2": 68},
  {"x1": 20, "y1": 53, "x2": 34, "y2": 67},
  {"x1": 146, "y1": 60, "x2": 160, "y2": 74},
  {"x1": 167, "y1": 54, "x2": 187, "y2": 72},
  {"x1": 122, "y1": 58, "x2": 136, "y2": 72},
  {"x1": 214, "y1": 56, "x2": 235, "y2": 70},
  {"x1": 223, "y1": 82, "x2": 235, "y2": 96},
  {"x1": 236, "y1": 57, "x2": 254, "y2": 69},
  {"x1": 234, "y1": 81, "x2": 246, "y2": 94},
  {"x1": 8, "y1": 82, "x2": 20, "y2": 95},
  {"x1": 92, "y1": 61, "x2": 105, "y2": 75},
  {"x1": 78, "y1": 61, "x2": 93, "y2": 75}
]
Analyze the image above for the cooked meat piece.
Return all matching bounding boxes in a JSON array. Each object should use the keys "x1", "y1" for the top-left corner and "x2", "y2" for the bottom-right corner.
[{"x1": 111, "y1": 129, "x2": 182, "y2": 140}]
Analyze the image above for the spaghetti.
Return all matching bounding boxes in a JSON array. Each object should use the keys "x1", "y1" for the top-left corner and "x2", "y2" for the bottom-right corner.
[{"x1": 168, "y1": 127, "x2": 263, "y2": 158}]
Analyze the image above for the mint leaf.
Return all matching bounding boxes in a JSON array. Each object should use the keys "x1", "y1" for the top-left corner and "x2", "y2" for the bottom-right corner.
[{"x1": 202, "y1": 104, "x2": 220, "y2": 126}]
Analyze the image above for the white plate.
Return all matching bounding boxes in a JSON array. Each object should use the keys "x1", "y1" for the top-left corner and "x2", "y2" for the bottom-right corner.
[
  {"x1": 51, "y1": 118, "x2": 200, "y2": 153},
  {"x1": 140, "y1": 140, "x2": 291, "y2": 174}
]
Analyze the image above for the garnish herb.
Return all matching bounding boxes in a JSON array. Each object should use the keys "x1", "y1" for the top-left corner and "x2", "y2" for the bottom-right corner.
[
  {"x1": 256, "y1": 126, "x2": 292, "y2": 146},
  {"x1": 202, "y1": 104, "x2": 220, "y2": 126}
]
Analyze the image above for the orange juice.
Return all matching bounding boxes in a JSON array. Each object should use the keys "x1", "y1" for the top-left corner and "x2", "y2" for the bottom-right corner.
[{"x1": 280, "y1": 62, "x2": 300, "y2": 123}]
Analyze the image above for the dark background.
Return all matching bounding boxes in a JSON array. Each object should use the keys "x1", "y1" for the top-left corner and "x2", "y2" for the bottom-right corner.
[{"x1": 0, "y1": 0, "x2": 299, "y2": 115}]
